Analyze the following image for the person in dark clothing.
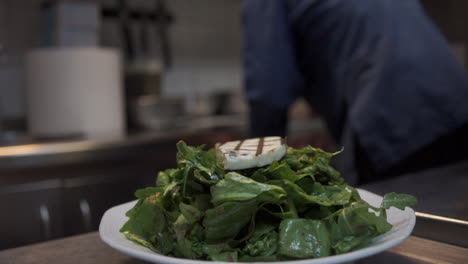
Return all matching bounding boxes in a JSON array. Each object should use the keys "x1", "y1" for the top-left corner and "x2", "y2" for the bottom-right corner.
[{"x1": 242, "y1": 0, "x2": 468, "y2": 184}]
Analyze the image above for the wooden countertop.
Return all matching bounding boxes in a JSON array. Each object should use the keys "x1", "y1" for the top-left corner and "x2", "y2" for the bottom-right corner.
[{"x1": 0, "y1": 232, "x2": 466, "y2": 264}]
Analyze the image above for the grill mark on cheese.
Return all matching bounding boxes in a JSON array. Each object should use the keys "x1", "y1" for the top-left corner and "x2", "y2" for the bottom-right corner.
[
  {"x1": 256, "y1": 137, "x2": 265, "y2": 156},
  {"x1": 234, "y1": 140, "x2": 244, "y2": 151},
  {"x1": 216, "y1": 136, "x2": 286, "y2": 169}
]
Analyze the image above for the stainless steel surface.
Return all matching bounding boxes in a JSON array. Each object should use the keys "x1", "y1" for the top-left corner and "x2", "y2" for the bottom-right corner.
[
  {"x1": 413, "y1": 212, "x2": 468, "y2": 248},
  {"x1": 361, "y1": 160, "x2": 468, "y2": 221}
]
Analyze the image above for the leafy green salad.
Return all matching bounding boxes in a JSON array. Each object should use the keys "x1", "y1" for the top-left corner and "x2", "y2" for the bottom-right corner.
[{"x1": 120, "y1": 141, "x2": 417, "y2": 262}]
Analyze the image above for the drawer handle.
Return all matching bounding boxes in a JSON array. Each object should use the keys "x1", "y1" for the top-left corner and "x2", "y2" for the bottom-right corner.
[
  {"x1": 39, "y1": 204, "x2": 51, "y2": 241},
  {"x1": 80, "y1": 199, "x2": 92, "y2": 232}
]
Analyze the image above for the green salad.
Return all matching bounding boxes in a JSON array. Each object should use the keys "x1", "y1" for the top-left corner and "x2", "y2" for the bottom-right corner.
[{"x1": 120, "y1": 141, "x2": 416, "y2": 262}]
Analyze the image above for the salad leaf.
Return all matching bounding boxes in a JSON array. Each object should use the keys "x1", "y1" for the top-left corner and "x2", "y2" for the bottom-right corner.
[
  {"x1": 264, "y1": 161, "x2": 300, "y2": 182},
  {"x1": 176, "y1": 141, "x2": 224, "y2": 184},
  {"x1": 210, "y1": 251, "x2": 238, "y2": 262},
  {"x1": 135, "y1": 187, "x2": 163, "y2": 199},
  {"x1": 203, "y1": 199, "x2": 257, "y2": 242},
  {"x1": 242, "y1": 230, "x2": 278, "y2": 257},
  {"x1": 211, "y1": 172, "x2": 286, "y2": 206},
  {"x1": 179, "y1": 202, "x2": 203, "y2": 224},
  {"x1": 381, "y1": 192, "x2": 418, "y2": 210},
  {"x1": 267, "y1": 179, "x2": 352, "y2": 210},
  {"x1": 278, "y1": 219, "x2": 331, "y2": 258},
  {"x1": 120, "y1": 198, "x2": 167, "y2": 252},
  {"x1": 120, "y1": 141, "x2": 417, "y2": 261},
  {"x1": 327, "y1": 202, "x2": 392, "y2": 254}
]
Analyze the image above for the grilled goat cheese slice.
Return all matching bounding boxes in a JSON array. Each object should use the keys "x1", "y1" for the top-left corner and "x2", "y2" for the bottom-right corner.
[{"x1": 215, "y1": 137, "x2": 286, "y2": 170}]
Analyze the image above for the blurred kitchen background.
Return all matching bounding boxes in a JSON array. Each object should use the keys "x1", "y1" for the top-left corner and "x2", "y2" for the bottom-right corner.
[{"x1": 0, "y1": 0, "x2": 467, "y2": 250}]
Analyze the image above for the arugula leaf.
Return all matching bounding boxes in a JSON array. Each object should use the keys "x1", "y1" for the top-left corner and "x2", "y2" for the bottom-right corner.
[
  {"x1": 242, "y1": 231, "x2": 278, "y2": 257},
  {"x1": 211, "y1": 172, "x2": 286, "y2": 206},
  {"x1": 267, "y1": 180, "x2": 352, "y2": 210},
  {"x1": 381, "y1": 192, "x2": 418, "y2": 210},
  {"x1": 135, "y1": 187, "x2": 163, "y2": 199},
  {"x1": 264, "y1": 161, "x2": 300, "y2": 182},
  {"x1": 288, "y1": 146, "x2": 344, "y2": 184},
  {"x1": 156, "y1": 169, "x2": 176, "y2": 187},
  {"x1": 176, "y1": 141, "x2": 224, "y2": 184}
]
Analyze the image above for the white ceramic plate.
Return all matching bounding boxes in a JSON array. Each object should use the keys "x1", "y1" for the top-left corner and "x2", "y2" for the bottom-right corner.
[{"x1": 99, "y1": 188, "x2": 415, "y2": 264}]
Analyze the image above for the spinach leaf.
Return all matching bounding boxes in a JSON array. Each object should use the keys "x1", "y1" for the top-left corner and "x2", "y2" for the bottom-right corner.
[
  {"x1": 327, "y1": 202, "x2": 392, "y2": 254},
  {"x1": 268, "y1": 180, "x2": 352, "y2": 210},
  {"x1": 192, "y1": 194, "x2": 212, "y2": 211},
  {"x1": 249, "y1": 219, "x2": 277, "y2": 241},
  {"x1": 211, "y1": 172, "x2": 286, "y2": 206},
  {"x1": 120, "y1": 141, "x2": 417, "y2": 261},
  {"x1": 120, "y1": 199, "x2": 167, "y2": 251},
  {"x1": 179, "y1": 202, "x2": 203, "y2": 224},
  {"x1": 202, "y1": 242, "x2": 234, "y2": 256},
  {"x1": 153, "y1": 231, "x2": 174, "y2": 254},
  {"x1": 278, "y1": 219, "x2": 331, "y2": 258},
  {"x1": 381, "y1": 192, "x2": 418, "y2": 210},
  {"x1": 174, "y1": 237, "x2": 195, "y2": 259},
  {"x1": 203, "y1": 199, "x2": 257, "y2": 242},
  {"x1": 210, "y1": 251, "x2": 238, "y2": 262},
  {"x1": 264, "y1": 161, "x2": 300, "y2": 182}
]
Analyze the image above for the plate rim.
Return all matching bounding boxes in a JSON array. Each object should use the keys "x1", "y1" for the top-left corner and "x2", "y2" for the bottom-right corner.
[{"x1": 99, "y1": 188, "x2": 416, "y2": 264}]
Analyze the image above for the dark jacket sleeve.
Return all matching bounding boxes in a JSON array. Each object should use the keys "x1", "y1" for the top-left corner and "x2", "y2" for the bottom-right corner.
[{"x1": 242, "y1": 0, "x2": 304, "y2": 137}]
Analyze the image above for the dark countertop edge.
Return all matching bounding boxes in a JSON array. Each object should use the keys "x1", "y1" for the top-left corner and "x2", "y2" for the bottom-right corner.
[{"x1": 0, "y1": 115, "x2": 248, "y2": 169}]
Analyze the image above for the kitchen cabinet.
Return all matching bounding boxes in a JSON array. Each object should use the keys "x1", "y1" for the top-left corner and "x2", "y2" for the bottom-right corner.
[
  {"x1": 0, "y1": 125, "x2": 246, "y2": 250},
  {"x1": 62, "y1": 168, "x2": 153, "y2": 236},
  {"x1": 0, "y1": 171, "x2": 152, "y2": 250},
  {"x1": 0, "y1": 180, "x2": 63, "y2": 249}
]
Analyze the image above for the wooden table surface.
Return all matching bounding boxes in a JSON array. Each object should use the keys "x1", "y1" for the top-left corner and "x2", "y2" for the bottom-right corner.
[{"x1": 0, "y1": 232, "x2": 467, "y2": 264}]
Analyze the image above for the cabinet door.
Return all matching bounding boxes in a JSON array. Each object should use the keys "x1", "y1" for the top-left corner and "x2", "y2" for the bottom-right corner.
[
  {"x1": 62, "y1": 168, "x2": 152, "y2": 236},
  {"x1": 0, "y1": 179, "x2": 63, "y2": 250}
]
